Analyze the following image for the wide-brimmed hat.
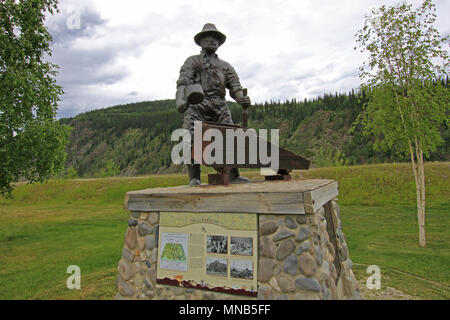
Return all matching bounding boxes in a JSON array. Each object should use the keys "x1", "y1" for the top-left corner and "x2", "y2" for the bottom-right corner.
[{"x1": 194, "y1": 23, "x2": 226, "y2": 46}]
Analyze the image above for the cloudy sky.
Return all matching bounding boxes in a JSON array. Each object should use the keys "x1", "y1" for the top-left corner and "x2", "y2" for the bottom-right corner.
[{"x1": 44, "y1": 0, "x2": 450, "y2": 118}]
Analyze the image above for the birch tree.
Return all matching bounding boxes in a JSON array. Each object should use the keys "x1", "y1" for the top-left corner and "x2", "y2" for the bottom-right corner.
[
  {"x1": 354, "y1": 0, "x2": 449, "y2": 247},
  {"x1": 0, "y1": 0, "x2": 70, "y2": 196}
]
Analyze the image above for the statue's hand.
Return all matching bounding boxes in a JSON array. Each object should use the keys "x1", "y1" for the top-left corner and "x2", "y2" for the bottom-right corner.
[
  {"x1": 177, "y1": 100, "x2": 188, "y2": 113},
  {"x1": 235, "y1": 90, "x2": 251, "y2": 107},
  {"x1": 176, "y1": 86, "x2": 188, "y2": 113}
]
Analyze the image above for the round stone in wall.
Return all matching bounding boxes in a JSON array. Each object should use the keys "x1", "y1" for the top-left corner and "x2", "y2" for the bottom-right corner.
[
  {"x1": 122, "y1": 247, "x2": 135, "y2": 262},
  {"x1": 273, "y1": 230, "x2": 295, "y2": 242},
  {"x1": 312, "y1": 232, "x2": 320, "y2": 245},
  {"x1": 259, "y1": 237, "x2": 275, "y2": 258},
  {"x1": 260, "y1": 221, "x2": 278, "y2": 235},
  {"x1": 128, "y1": 219, "x2": 138, "y2": 227},
  {"x1": 315, "y1": 247, "x2": 323, "y2": 266},
  {"x1": 285, "y1": 217, "x2": 297, "y2": 229},
  {"x1": 283, "y1": 255, "x2": 298, "y2": 275},
  {"x1": 148, "y1": 212, "x2": 159, "y2": 225},
  {"x1": 257, "y1": 286, "x2": 273, "y2": 300},
  {"x1": 134, "y1": 273, "x2": 144, "y2": 287},
  {"x1": 296, "y1": 215, "x2": 307, "y2": 225},
  {"x1": 258, "y1": 258, "x2": 277, "y2": 282},
  {"x1": 296, "y1": 226, "x2": 310, "y2": 242},
  {"x1": 136, "y1": 236, "x2": 145, "y2": 251},
  {"x1": 147, "y1": 268, "x2": 157, "y2": 285},
  {"x1": 298, "y1": 252, "x2": 317, "y2": 277},
  {"x1": 319, "y1": 261, "x2": 331, "y2": 282},
  {"x1": 118, "y1": 259, "x2": 136, "y2": 281},
  {"x1": 125, "y1": 228, "x2": 137, "y2": 249},
  {"x1": 276, "y1": 239, "x2": 295, "y2": 260},
  {"x1": 118, "y1": 280, "x2": 135, "y2": 297},
  {"x1": 145, "y1": 236, "x2": 155, "y2": 250},
  {"x1": 294, "y1": 277, "x2": 321, "y2": 292},
  {"x1": 295, "y1": 240, "x2": 311, "y2": 255},
  {"x1": 138, "y1": 223, "x2": 154, "y2": 237},
  {"x1": 277, "y1": 274, "x2": 295, "y2": 293}
]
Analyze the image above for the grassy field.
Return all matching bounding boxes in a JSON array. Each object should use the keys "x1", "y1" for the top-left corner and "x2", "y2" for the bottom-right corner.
[{"x1": 0, "y1": 162, "x2": 448, "y2": 299}]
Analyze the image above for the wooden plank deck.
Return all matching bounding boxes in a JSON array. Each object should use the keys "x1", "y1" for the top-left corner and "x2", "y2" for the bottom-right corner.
[{"x1": 125, "y1": 179, "x2": 338, "y2": 215}]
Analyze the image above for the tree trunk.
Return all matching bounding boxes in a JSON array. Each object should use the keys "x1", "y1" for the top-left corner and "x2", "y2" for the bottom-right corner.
[
  {"x1": 417, "y1": 141, "x2": 426, "y2": 247},
  {"x1": 409, "y1": 139, "x2": 426, "y2": 247}
]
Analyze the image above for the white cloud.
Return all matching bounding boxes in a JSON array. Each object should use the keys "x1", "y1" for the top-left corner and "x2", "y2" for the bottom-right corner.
[{"x1": 45, "y1": 0, "x2": 450, "y2": 118}]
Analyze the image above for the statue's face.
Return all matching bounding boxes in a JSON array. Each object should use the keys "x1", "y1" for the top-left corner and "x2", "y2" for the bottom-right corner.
[{"x1": 199, "y1": 35, "x2": 220, "y2": 53}]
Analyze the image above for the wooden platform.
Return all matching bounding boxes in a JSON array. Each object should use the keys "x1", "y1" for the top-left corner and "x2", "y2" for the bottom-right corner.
[{"x1": 124, "y1": 179, "x2": 338, "y2": 215}]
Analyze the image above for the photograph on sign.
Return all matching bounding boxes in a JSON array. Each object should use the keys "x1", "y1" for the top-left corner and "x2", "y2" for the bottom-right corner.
[
  {"x1": 230, "y1": 259, "x2": 253, "y2": 280},
  {"x1": 206, "y1": 257, "x2": 228, "y2": 277},
  {"x1": 207, "y1": 235, "x2": 228, "y2": 254},
  {"x1": 230, "y1": 236, "x2": 253, "y2": 256},
  {"x1": 159, "y1": 232, "x2": 189, "y2": 272}
]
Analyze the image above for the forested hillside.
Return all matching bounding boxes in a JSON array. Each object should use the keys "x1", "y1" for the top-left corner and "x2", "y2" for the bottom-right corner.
[{"x1": 59, "y1": 88, "x2": 449, "y2": 178}]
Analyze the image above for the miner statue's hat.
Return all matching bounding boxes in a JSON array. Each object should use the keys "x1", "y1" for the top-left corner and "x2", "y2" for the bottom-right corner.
[{"x1": 194, "y1": 23, "x2": 226, "y2": 46}]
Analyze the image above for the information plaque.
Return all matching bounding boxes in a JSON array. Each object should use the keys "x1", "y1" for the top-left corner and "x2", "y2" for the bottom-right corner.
[{"x1": 156, "y1": 212, "x2": 258, "y2": 297}]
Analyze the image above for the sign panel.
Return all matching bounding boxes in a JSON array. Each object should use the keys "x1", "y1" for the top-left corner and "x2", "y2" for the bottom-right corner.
[{"x1": 156, "y1": 212, "x2": 258, "y2": 297}]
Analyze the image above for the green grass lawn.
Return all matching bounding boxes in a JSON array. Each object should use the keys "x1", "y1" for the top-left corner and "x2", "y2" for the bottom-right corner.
[{"x1": 0, "y1": 163, "x2": 448, "y2": 299}]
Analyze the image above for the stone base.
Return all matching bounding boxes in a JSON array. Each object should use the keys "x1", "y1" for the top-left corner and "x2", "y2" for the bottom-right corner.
[{"x1": 116, "y1": 180, "x2": 360, "y2": 300}]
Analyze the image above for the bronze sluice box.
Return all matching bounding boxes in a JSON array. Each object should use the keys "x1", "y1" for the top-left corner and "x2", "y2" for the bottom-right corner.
[{"x1": 191, "y1": 122, "x2": 311, "y2": 185}]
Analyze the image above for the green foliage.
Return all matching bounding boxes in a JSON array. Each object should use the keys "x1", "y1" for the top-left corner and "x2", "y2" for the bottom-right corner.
[
  {"x1": 64, "y1": 166, "x2": 78, "y2": 179},
  {"x1": 98, "y1": 160, "x2": 120, "y2": 177},
  {"x1": 0, "y1": 0, "x2": 70, "y2": 196},
  {"x1": 314, "y1": 143, "x2": 345, "y2": 168},
  {"x1": 354, "y1": 0, "x2": 449, "y2": 158}
]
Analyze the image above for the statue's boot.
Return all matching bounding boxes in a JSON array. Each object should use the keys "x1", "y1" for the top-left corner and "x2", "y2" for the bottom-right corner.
[
  {"x1": 187, "y1": 164, "x2": 201, "y2": 186},
  {"x1": 230, "y1": 168, "x2": 251, "y2": 184}
]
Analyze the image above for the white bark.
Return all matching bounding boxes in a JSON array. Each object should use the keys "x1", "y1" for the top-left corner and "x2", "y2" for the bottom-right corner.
[{"x1": 410, "y1": 138, "x2": 426, "y2": 247}]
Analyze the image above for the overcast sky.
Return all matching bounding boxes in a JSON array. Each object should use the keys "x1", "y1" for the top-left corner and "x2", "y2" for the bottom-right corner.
[{"x1": 44, "y1": 0, "x2": 450, "y2": 118}]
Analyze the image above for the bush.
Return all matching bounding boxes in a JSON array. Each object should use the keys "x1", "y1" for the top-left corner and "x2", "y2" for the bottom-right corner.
[{"x1": 98, "y1": 160, "x2": 120, "y2": 177}]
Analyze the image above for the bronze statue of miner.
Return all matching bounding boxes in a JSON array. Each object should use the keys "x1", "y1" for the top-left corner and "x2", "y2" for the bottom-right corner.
[{"x1": 176, "y1": 23, "x2": 251, "y2": 186}]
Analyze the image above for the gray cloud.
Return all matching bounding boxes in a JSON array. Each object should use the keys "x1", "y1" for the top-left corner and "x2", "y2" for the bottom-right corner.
[
  {"x1": 43, "y1": 0, "x2": 449, "y2": 118},
  {"x1": 53, "y1": 46, "x2": 129, "y2": 86},
  {"x1": 47, "y1": 6, "x2": 106, "y2": 45},
  {"x1": 46, "y1": 2, "x2": 170, "y2": 117}
]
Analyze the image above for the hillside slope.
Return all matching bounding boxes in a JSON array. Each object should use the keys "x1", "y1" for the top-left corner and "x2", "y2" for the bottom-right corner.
[{"x1": 60, "y1": 92, "x2": 449, "y2": 178}]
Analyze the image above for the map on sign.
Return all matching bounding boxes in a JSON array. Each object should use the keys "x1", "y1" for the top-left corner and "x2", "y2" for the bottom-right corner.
[
  {"x1": 161, "y1": 243, "x2": 187, "y2": 261},
  {"x1": 156, "y1": 212, "x2": 258, "y2": 297},
  {"x1": 159, "y1": 233, "x2": 188, "y2": 272}
]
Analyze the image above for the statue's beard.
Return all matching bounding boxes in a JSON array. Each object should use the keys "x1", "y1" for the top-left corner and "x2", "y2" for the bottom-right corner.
[{"x1": 202, "y1": 46, "x2": 218, "y2": 54}]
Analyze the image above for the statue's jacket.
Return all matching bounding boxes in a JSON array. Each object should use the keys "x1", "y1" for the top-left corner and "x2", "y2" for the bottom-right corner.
[{"x1": 176, "y1": 51, "x2": 244, "y2": 134}]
